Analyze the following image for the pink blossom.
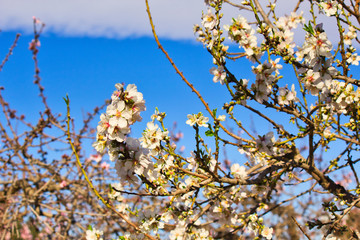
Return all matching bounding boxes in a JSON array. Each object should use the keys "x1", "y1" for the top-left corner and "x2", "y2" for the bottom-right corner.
[
  {"x1": 101, "y1": 162, "x2": 110, "y2": 171},
  {"x1": 88, "y1": 154, "x2": 102, "y2": 163},
  {"x1": 175, "y1": 132, "x2": 184, "y2": 140},
  {"x1": 28, "y1": 39, "x2": 40, "y2": 51},
  {"x1": 179, "y1": 145, "x2": 185, "y2": 152},
  {"x1": 59, "y1": 180, "x2": 67, "y2": 188}
]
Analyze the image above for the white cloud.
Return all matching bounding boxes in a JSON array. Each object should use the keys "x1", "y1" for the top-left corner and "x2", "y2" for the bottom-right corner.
[
  {"x1": 0, "y1": 0, "x2": 339, "y2": 41},
  {"x1": 0, "y1": 0, "x2": 211, "y2": 39}
]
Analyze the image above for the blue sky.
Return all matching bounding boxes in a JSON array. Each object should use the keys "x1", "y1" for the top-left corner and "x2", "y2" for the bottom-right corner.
[
  {"x1": 0, "y1": 0, "x2": 346, "y2": 165},
  {"x1": 0, "y1": 37, "x2": 239, "y2": 161},
  {"x1": 0, "y1": 28, "x2": 300, "y2": 165},
  {"x1": 0, "y1": 0, "x2": 255, "y2": 161}
]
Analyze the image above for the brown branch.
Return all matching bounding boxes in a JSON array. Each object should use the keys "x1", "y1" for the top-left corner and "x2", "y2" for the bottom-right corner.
[
  {"x1": 144, "y1": 0, "x2": 252, "y2": 144},
  {"x1": 252, "y1": 0, "x2": 276, "y2": 29},
  {"x1": 291, "y1": 216, "x2": 311, "y2": 240},
  {"x1": 0, "y1": 33, "x2": 21, "y2": 72}
]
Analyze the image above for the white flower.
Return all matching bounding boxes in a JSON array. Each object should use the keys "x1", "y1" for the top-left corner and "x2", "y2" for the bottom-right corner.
[
  {"x1": 140, "y1": 122, "x2": 168, "y2": 155},
  {"x1": 261, "y1": 226, "x2": 273, "y2": 240},
  {"x1": 187, "y1": 152, "x2": 198, "y2": 170},
  {"x1": 209, "y1": 157, "x2": 217, "y2": 172},
  {"x1": 209, "y1": 66, "x2": 226, "y2": 84},
  {"x1": 252, "y1": 82, "x2": 272, "y2": 103},
  {"x1": 297, "y1": 32, "x2": 333, "y2": 65},
  {"x1": 256, "y1": 132, "x2": 275, "y2": 155},
  {"x1": 270, "y1": 58, "x2": 283, "y2": 74},
  {"x1": 169, "y1": 223, "x2": 187, "y2": 240},
  {"x1": 116, "y1": 202, "x2": 129, "y2": 214},
  {"x1": 344, "y1": 26, "x2": 357, "y2": 45},
  {"x1": 186, "y1": 113, "x2": 209, "y2": 127},
  {"x1": 115, "y1": 160, "x2": 139, "y2": 184},
  {"x1": 225, "y1": 15, "x2": 258, "y2": 58},
  {"x1": 300, "y1": 69, "x2": 322, "y2": 96},
  {"x1": 107, "y1": 124, "x2": 130, "y2": 143},
  {"x1": 217, "y1": 115, "x2": 226, "y2": 121},
  {"x1": 194, "y1": 228, "x2": 211, "y2": 239},
  {"x1": 161, "y1": 211, "x2": 173, "y2": 223},
  {"x1": 247, "y1": 214, "x2": 258, "y2": 234},
  {"x1": 151, "y1": 108, "x2": 165, "y2": 121},
  {"x1": 96, "y1": 114, "x2": 110, "y2": 135},
  {"x1": 325, "y1": 235, "x2": 339, "y2": 240},
  {"x1": 108, "y1": 182, "x2": 123, "y2": 201},
  {"x1": 346, "y1": 52, "x2": 360, "y2": 65},
  {"x1": 249, "y1": 214, "x2": 258, "y2": 222},
  {"x1": 86, "y1": 228, "x2": 103, "y2": 240},
  {"x1": 276, "y1": 11, "x2": 305, "y2": 30},
  {"x1": 319, "y1": 1, "x2": 341, "y2": 16},
  {"x1": 202, "y1": 8, "x2": 217, "y2": 30},
  {"x1": 92, "y1": 134, "x2": 107, "y2": 153},
  {"x1": 278, "y1": 84, "x2": 298, "y2": 105},
  {"x1": 230, "y1": 163, "x2": 247, "y2": 181}
]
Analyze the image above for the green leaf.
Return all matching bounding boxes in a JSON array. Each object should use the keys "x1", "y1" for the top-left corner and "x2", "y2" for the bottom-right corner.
[
  {"x1": 205, "y1": 130, "x2": 214, "y2": 137},
  {"x1": 88, "y1": 225, "x2": 93, "y2": 231},
  {"x1": 63, "y1": 94, "x2": 69, "y2": 105},
  {"x1": 212, "y1": 108, "x2": 217, "y2": 117},
  {"x1": 298, "y1": 126, "x2": 307, "y2": 132},
  {"x1": 303, "y1": 21, "x2": 314, "y2": 35}
]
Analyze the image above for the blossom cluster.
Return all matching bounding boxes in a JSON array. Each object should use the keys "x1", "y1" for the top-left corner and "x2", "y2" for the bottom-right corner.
[
  {"x1": 247, "y1": 214, "x2": 273, "y2": 240},
  {"x1": 140, "y1": 122, "x2": 168, "y2": 156},
  {"x1": 230, "y1": 163, "x2": 247, "y2": 181},
  {"x1": 224, "y1": 16, "x2": 258, "y2": 59},
  {"x1": 93, "y1": 84, "x2": 161, "y2": 187},
  {"x1": 297, "y1": 31, "x2": 333, "y2": 66},
  {"x1": 274, "y1": 11, "x2": 304, "y2": 55},
  {"x1": 344, "y1": 26, "x2": 357, "y2": 45},
  {"x1": 296, "y1": 29, "x2": 339, "y2": 100},
  {"x1": 277, "y1": 84, "x2": 298, "y2": 106},
  {"x1": 93, "y1": 83, "x2": 145, "y2": 157},
  {"x1": 251, "y1": 60, "x2": 281, "y2": 103},
  {"x1": 327, "y1": 80, "x2": 360, "y2": 115}
]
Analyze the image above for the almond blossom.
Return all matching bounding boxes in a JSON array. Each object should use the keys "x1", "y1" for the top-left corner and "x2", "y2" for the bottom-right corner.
[
  {"x1": 319, "y1": 1, "x2": 341, "y2": 16},
  {"x1": 140, "y1": 122, "x2": 168, "y2": 155},
  {"x1": 230, "y1": 163, "x2": 247, "y2": 181},
  {"x1": 346, "y1": 52, "x2": 360, "y2": 65},
  {"x1": 209, "y1": 65, "x2": 226, "y2": 84},
  {"x1": 186, "y1": 112, "x2": 209, "y2": 127},
  {"x1": 86, "y1": 227, "x2": 103, "y2": 240},
  {"x1": 275, "y1": 11, "x2": 305, "y2": 30},
  {"x1": 202, "y1": 8, "x2": 217, "y2": 30},
  {"x1": 256, "y1": 132, "x2": 275, "y2": 155},
  {"x1": 277, "y1": 84, "x2": 298, "y2": 105},
  {"x1": 344, "y1": 26, "x2": 357, "y2": 45},
  {"x1": 224, "y1": 15, "x2": 259, "y2": 59},
  {"x1": 297, "y1": 31, "x2": 333, "y2": 71},
  {"x1": 261, "y1": 226, "x2": 274, "y2": 240}
]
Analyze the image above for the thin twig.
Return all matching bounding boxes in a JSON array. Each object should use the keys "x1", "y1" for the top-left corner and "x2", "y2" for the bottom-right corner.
[
  {"x1": 291, "y1": 216, "x2": 311, "y2": 240},
  {"x1": 0, "y1": 33, "x2": 21, "y2": 72},
  {"x1": 144, "y1": 0, "x2": 253, "y2": 144}
]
